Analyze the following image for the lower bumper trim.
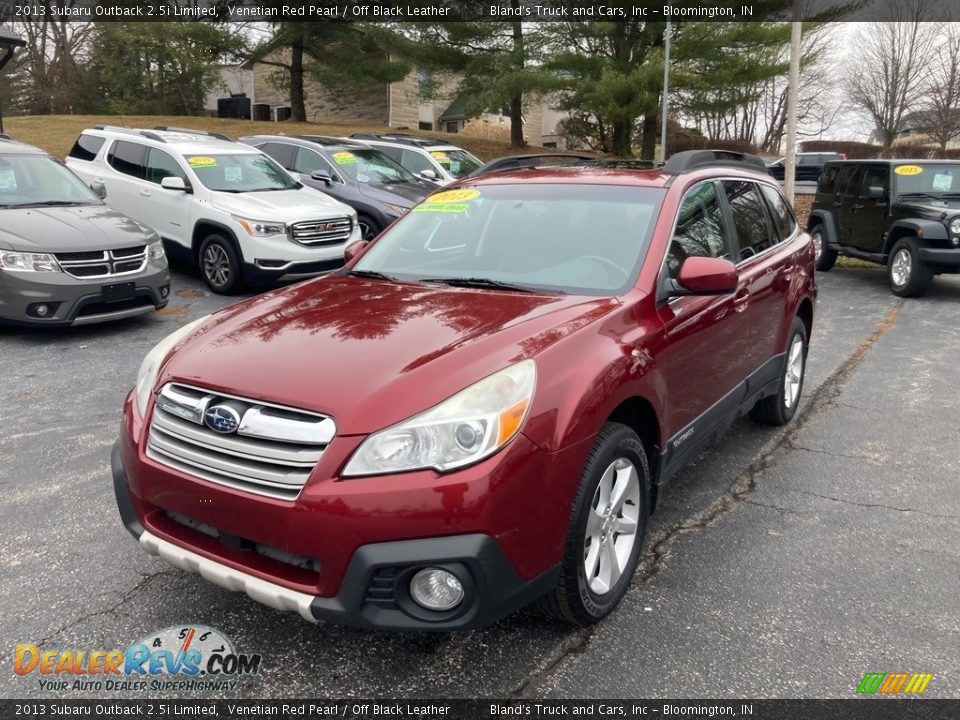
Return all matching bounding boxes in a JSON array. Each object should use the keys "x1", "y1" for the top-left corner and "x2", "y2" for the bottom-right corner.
[{"x1": 139, "y1": 530, "x2": 318, "y2": 623}]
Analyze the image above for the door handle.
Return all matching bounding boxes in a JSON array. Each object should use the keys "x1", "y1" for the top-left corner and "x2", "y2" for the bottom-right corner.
[
  {"x1": 139, "y1": 189, "x2": 151, "y2": 198},
  {"x1": 733, "y1": 288, "x2": 751, "y2": 312}
]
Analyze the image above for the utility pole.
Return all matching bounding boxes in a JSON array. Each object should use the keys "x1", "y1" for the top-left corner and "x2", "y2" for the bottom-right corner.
[
  {"x1": 783, "y1": 3, "x2": 802, "y2": 199},
  {"x1": 660, "y1": 14, "x2": 672, "y2": 161},
  {"x1": 0, "y1": 32, "x2": 26, "y2": 134}
]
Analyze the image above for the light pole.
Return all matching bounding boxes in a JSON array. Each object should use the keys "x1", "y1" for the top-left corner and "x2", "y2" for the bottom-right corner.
[
  {"x1": 0, "y1": 32, "x2": 26, "y2": 134},
  {"x1": 660, "y1": 14, "x2": 672, "y2": 161},
  {"x1": 783, "y1": 2, "x2": 802, "y2": 199}
]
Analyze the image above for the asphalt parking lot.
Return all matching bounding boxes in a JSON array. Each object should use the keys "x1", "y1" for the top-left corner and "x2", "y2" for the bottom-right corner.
[{"x1": 2, "y1": 262, "x2": 958, "y2": 700}]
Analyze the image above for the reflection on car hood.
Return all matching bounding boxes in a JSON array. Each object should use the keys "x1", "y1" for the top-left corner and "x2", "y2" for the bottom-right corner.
[
  {"x1": 0, "y1": 205, "x2": 156, "y2": 252},
  {"x1": 161, "y1": 275, "x2": 618, "y2": 434},
  {"x1": 211, "y1": 185, "x2": 353, "y2": 220},
  {"x1": 356, "y1": 180, "x2": 427, "y2": 207}
]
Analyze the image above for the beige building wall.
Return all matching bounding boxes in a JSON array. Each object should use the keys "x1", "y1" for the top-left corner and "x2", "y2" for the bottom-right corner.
[
  {"x1": 389, "y1": 70, "x2": 460, "y2": 130},
  {"x1": 251, "y1": 54, "x2": 388, "y2": 124}
]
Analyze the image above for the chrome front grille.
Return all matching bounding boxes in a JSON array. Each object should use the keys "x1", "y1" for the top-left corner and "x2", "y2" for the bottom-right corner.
[
  {"x1": 55, "y1": 245, "x2": 147, "y2": 279},
  {"x1": 290, "y1": 217, "x2": 352, "y2": 246},
  {"x1": 146, "y1": 383, "x2": 336, "y2": 500}
]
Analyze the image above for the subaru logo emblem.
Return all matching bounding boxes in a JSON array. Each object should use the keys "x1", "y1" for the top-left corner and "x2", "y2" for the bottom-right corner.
[{"x1": 204, "y1": 404, "x2": 241, "y2": 434}]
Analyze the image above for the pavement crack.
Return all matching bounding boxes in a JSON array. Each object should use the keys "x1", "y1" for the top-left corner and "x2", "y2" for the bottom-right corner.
[
  {"x1": 791, "y1": 445, "x2": 880, "y2": 462},
  {"x1": 0, "y1": 569, "x2": 181, "y2": 664},
  {"x1": 741, "y1": 498, "x2": 813, "y2": 516},
  {"x1": 799, "y1": 490, "x2": 958, "y2": 520},
  {"x1": 509, "y1": 626, "x2": 595, "y2": 698},
  {"x1": 510, "y1": 301, "x2": 904, "y2": 696}
]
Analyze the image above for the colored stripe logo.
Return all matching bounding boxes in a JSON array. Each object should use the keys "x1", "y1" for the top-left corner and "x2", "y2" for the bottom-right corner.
[{"x1": 857, "y1": 672, "x2": 933, "y2": 694}]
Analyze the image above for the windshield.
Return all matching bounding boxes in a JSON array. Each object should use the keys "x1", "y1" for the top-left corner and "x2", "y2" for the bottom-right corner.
[
  {"x1": 0, "y1": 154, "x2": 100, "y2": 208},
  {"x1": 429, "y1": 149, "x2": 483, "y2": 178},
  {"x1": 329, "y1": 148, "x2": 419, "y2": 186},
  {"x1": 894, "y1": 164, "x2": 960, "y2": 196},
  {"x1": 352, "y1": 184, "x2": 665, "y2": 295},
  {"x1": 186, "y1": 153, "x2": 299, "y2": 193}
]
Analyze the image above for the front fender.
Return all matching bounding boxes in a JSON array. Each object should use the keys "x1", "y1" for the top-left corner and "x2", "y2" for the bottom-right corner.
[{"x1": 886, "y1": 219, "x2": 949, "y2": 253}]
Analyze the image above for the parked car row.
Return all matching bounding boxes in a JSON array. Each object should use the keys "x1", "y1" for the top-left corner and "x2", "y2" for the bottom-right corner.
[{"x1": 0, "y1": 125, "x2": 483, "y2": 325}]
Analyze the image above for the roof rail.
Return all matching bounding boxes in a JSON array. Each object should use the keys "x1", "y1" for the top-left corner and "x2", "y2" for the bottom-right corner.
[
  {"x1": 0, "y1": 132, "x2": 11, "y2": 141},
  {"x1": 469, "y1": 152, "x2": 599, "y2": 177},
  {"x1": 152, "y1": 126, "x2": 233, "y2": 143},
  {"x1": 295, "y1": 134, "x2": 365, "y2": 146},
  {"x1": 662, "y1": 149, "x2": 767, "y2": 175},
  {"x1": 93, "y1": 124, "x2": 165, "y2": 142},
  {"x1": 348, "y1": 132, "x2": 443, "y2": 148}
]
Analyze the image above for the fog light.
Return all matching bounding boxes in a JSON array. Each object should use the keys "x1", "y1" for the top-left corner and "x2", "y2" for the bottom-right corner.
[
  {"x1": 952, "y1": 236, "x2": 960, "y2": 247},
  {"x1": 160, "y1": 285, "x2": 170, "y2": 298},
  {"x1": 409, "y1": 568, "x2": 464, "y2": 611},
  {"x1": 35, "y1": 304, "x2": 49, "y2": 317}
]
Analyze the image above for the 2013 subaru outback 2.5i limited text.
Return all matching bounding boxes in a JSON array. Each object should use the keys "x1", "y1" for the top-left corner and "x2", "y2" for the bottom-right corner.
[{"x1": 112, "y1": 150, "x2": 817, "y2": 630}]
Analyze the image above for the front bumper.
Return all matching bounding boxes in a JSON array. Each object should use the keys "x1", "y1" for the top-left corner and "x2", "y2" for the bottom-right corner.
[
  {"x1": 918, "y1": 247, "x2": 960, "y2": 267},
  {"x1": 0, "y1": 263, "x2": 170, "y2": 326},
  {"x1": 112, "y1": 404, "x2": 577, "y2": 630}
]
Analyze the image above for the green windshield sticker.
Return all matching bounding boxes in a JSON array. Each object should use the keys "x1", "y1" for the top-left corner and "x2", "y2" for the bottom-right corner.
[
  {"x1": 333, "y1": 151, "x2": 357, "y2": 165},
  {"x1": 187, "y1": 156, "x2": 217, "y2": 169},
  {"x1": 412, "y1": 202, "x2": 468, "y2": 214},
  {"x1": 932, "y1": 171, "x2": 954, "y2": 191}
]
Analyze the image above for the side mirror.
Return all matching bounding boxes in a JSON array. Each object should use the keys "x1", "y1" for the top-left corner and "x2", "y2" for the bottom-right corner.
[
  {"x1": 419, "y1": 169, "x2": 439, "y2": 181},
  {"x1": 310, "y1": 170, "x2": 333, "y2": 185},
  {"x1": 344, "y1": 239, "x2": 369, "y2": 263},
  {"x1": 865, "y1": 185, "x2": 885, "y2": 200},
  {"x1": 160, "y1": 176, "x2": 187, "y2": 191},
  {"x1": 675, "y1": 256, "x2": 738, "y2": 296},
  {"x1": 90, "y1": 180, "x2": 107, "y2": 200}
]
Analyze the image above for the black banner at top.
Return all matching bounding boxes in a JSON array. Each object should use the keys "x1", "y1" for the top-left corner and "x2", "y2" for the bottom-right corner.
[{"x1": 3, "y1": 0, "x2": 960, "y2": 23}]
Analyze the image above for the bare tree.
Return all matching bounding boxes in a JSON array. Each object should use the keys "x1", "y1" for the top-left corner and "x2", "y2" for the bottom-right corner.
[
  {"x1": 847, "y1": 0, "x2": 936, "y2": 151},
  {"x1": 917, "y1": 26, "x2": 960, "y2": 151}
]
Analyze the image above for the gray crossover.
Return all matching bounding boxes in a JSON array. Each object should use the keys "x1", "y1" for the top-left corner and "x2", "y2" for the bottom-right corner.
[{"x1": 0, "y1": 135, "x2": 170, "y2": 326}]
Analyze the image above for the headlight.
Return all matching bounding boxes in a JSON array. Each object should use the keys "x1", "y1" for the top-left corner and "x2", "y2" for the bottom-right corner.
[
  {"x1": 147, "y1": 239, "x2": 167, "y2": 264},
  {"x1": 134, "y1": 315, "x2": 210, "y2": 416},
  {"x1": 342, "y1": 360, "x2": 536, "y2": 476},
  {"x1": 0, "y1": 250, "x2": 61, "y2": 272},
  {"x1": 383, "y1": 203, "x2": 410, "y2": 218},
  {"x1": 233, "y1": 216, "x2": 287, "y2": 237},
  {"x1": 949, "y1": 217, "x2": 960, "y2": 235}
]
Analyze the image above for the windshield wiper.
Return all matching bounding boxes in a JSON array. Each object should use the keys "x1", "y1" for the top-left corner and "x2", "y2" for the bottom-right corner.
[
  {"x1": 2, "y1": 200, "x2": 86, "y2": 208},
  {"x1": 897, "y1": 192, "x2": 943, "y2": 200},
  {"x1": 347, "y1": 269, "x2": 400, "y2": 281},
  {"x1": 419, "y1": 277, "x2": 546, "y2": 293}
]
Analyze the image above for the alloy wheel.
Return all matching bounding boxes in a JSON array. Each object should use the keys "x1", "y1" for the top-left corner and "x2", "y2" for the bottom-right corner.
[
  {"x1": 891, "y1": 248, "x2": 912, "y2": 288},
  {"x1": 812, "y1": 231, "x2": 822, "y2": 262},
  {"x1": 583, "y1": 457, "x2": 641, "y2": 595},
  {"x1": 202, "y1": 244, "x2": 231, "y2": 288},
  {"x1": 784, "y1": 333, "x2": 804, "y2": 410}
]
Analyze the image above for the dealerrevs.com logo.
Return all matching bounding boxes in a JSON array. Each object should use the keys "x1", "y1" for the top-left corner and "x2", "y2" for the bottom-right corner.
[{"x1": 14, "y1": 625, "x2": 262, "y2": 693}]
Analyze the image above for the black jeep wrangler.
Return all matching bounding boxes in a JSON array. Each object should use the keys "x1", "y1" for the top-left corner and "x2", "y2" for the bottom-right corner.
[{"x1": 808, "y1": 160, "x2": 960, "y2": 296}]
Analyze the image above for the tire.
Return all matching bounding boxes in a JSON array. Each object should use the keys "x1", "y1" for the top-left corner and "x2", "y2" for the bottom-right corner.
[
  {"x1": 751, "y1": 316, "x2": 807, "y2": 426},
  {"x1": 537, "y1": 423, "x2": 650, "y2": 626},
  {"x1": 357, "y1": 214, "x2": 380, "y2": 242},
  {"x1": 198, "y1": 234, "x2": 244, "y2": 295},
  {"x1": 811, "y1": 225, "x2": 837, "y2": 272},
  {"x1": 887, "y1": 237, "x2": 933, "y2": 298}
]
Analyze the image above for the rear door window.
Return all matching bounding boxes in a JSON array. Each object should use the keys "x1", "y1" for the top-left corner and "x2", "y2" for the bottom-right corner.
[
  {"x1": 259, "y1": 142, "x2": 296, "y2": 170},
  {"x1": 68, "y1": 134, "x2": 105, "y2": 162},
  {"x1": 818, "y1": 165, "x2": 841, "y2": 194},
  {"x1": 107, "y1": 141, "x2": 146, "y2": 179},
  {"x1": 722, "y1": 181, "x2": 778, "y2": 260}
]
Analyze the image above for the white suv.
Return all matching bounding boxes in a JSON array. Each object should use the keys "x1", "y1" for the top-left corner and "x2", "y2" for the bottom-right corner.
[
  {"x1": 66, "y1": 126, "x2": 360, "y2": 293},
  {"x1": 347, "y1": 133, "x2": 483, "y2": 186}
]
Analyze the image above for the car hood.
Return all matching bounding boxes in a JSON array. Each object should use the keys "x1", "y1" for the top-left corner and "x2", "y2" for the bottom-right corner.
[
  {"x1": 160, "y1": 276, "x2": 618, "y2": 435},
  {"x1": 356, "y1": 181, "x2": 428, "y2": 208},
  {"x1": 0, "y1": 204, "x2": 156, "y2": 252},
  {"x1": 893, "y1": 200, "x2": 960, "y2": 217},
  {"x1": 210, "y1": 185, "x2": 353, "y2": 221}
]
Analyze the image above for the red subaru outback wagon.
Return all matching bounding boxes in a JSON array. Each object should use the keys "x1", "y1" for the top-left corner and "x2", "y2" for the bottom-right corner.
[{"x1": 112, "y1": 150, "x2": 816, "y2": 630}]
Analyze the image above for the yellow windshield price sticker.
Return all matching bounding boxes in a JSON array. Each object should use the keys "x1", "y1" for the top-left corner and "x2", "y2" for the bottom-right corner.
[
  {"x1": 412, "y1": 203, "x2": 468, "y2": 214},
  {"x1": 426, "y1": 188, "x2": 479, "y2": 204},
  {"x1": 333, "y1": 151, "x2": 357, "y2": 165},
  {"x1": 187, "y1": 156, "x2": 217, "y2": 169},
  {"x1": 431, "y1": 151, "x2": 451, "y2": 164},
  {"x1": 895, "y1": 165, "x2": 923, "y2": 176}
]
